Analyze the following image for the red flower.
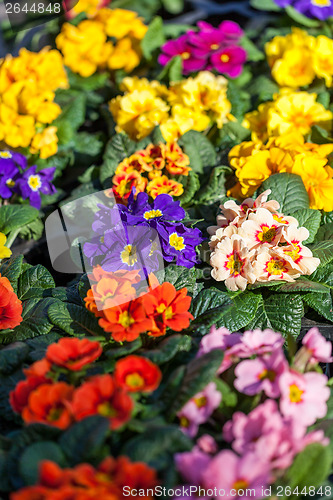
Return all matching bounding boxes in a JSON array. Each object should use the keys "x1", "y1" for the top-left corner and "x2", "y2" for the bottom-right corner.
[
  {"x1": 141, "y1": 282, "x2": 193, "y2": 337},
  {"x1": 46, "y1": 337, "x2": 102, "y2": 371},
  {"x1": 23, "y1": 359, "x2": 51, "y2": 378},
  {"x1": 71, "y1": 374, "x2": 133, "y2": 429},
  {"x1": 0, "y1": 274, "x2": 22, "y2": 329},
  {"x1": 98, "y1": 299, "x2": 153, "y2": 342},
  {"x1": 22, "y1": 382, "x2": 74, "y2": 429},
  {"x1": 10, "y1": 376, "x2": 51, "y2": 414},
  {"x1": 115, "y1": 355, "x2": 162, "y2": 393}
]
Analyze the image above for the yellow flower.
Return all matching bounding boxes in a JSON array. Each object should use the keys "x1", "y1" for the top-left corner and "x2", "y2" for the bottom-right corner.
[
  {"x1": 56, "y1": 20, "x2": 112, "y2": 77},
  {"x1": 94, "y1": 8, "x2": 147, "y2": 40},
  {"x1": 110, "y1": 90, "x2": 170, "y2": 141},
  {"x1": 108, "y1": 38, "x2": 141, "y2": 73},
  {"x1": 268, "y1": 91, "x2": 333, "y2": 136},
  {"x1": 147, "y1": 175, "x2": 184, "y2": 199},
  {"x1": 291, "y1": 154, "x2": 333, "y2": 211},
  {"x1": 0, "y1": 233, "x2": 11, "y2": 259},
  {"x1": 243, "y1": 102, "x2": 273, "y2": 143},
  {"x1": 30, "y1": 126, "x2": 58, "y2": 159},
  {"x1": 68, "y1": 0, "x2": 110, "y2": 18},
  {"x1": 313, "y1": 36, "x2": 333, "y2": 87}
]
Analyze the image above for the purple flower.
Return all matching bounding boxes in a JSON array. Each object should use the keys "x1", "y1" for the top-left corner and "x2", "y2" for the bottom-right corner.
[
  {"x1": 211, "y1": 45, "x2": 247, "y2": 78},
  {"x1": 0, "y1": 152, "x2": 21, "y2": 199},
  {"x1": 273, "y1": 0, "x2": 333, "y2": 19},
  {"x1": 15, "y1": 165, "x2": 56, "y2": 209},
  {"x1": 158, "y1": 33, "x2": 206, "y2": 75},
  {"x1": 158, "y1": 221, "x2": 204, "y2": 268}
]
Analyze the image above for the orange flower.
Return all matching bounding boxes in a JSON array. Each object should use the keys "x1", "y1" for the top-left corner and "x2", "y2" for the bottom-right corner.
[
  {"x1": 114, "y1": 355, "x2": 162, "y2": 393},
  {"x1": 146, "y1": 175, "x2": 184, "y2": 199},
  {"x1": 22, "y1": 382, "x2": 74, "y2": 429},
  {"x1": 112, "y1": 170, "x2": 147, "y2": 200},
  {"x1": 23, "y1": 358, "x2": 51, "y2": 378},
  {"x1": 98, "y1": 299, "x2": 153, "y2": 342},
  {"x1": 46, "y1": 337, "x2": 102, "y2": 372},
  {"x1": 10, "y1": 376, "x2": 51, "y2": 414},
  {"x1": 144, "y1": 143, "x2": 166, "y2": 170},
  {"x1": 141, "y1": 282, "x2": 193, "y2": 337},
  {"x1": 0, "y1": 274, "x2": 23, "y2": 329},
  {"x1": 164, "y1": 142, "x2": 191, "y2": 176},
  {"x1": 115, "y1": 152, "x2": 152, "y2": 175},
  {"x1": 71, "y1": 374, "x2": 133, "y2": 429},
  {"x1": 84, "y1": 266, "x2": 141, "y2": 313}
]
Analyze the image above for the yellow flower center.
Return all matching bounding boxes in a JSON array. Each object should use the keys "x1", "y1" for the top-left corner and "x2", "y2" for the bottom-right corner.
[
  {"x1": 265, "y1": 258, "x2": 286, "y2": 276},
  {"x1": 120, "y1": 244, "x2": 138, "y2": 266},
  {"x1": 47, "y1": 407, "x2": 62, "y2": 422},
  {"x1": 290, "y1": 112, "x2": 313, "y2": 129},
  {"x1": 182, "y1": 51, "x2": 191, "y2": 60},
  {"x1": 28, "y1": 175, "x2": 42, "y2": 192},
  {"x1": 156, "y1": 303, "x2": 167, "y2": 314},
  {"x1": 169, "y1": 233, "x2": 185, "y2": 251},
  {"x1": 118, "y1": 310, "x2": 135, "y2": 328},
  {"x1": 273, "y1": 214, "x2": 287, "y2": 224},
  {"x1": 289, "y1": 383, "x2": 304, "y2": 403},
  {"x1": 257, "y1": 225, "x2": 277, "y2": 243},
  {"x1": 0, "y1": 151, "x2": 12, "y2": 159},
  {"x1": 312, "y1": 0, "x2": 330, "y2": 6},
  {"x1": 284, "y1": 243, "x2": 301, "y2": 263},
  {"x1": 143, "y1": 209, "x2": 163, "y2": 220},
  {"x1": 221, "y1": 54, "x2": 230, "y2": 63},
  {"x1": 6, "y1": 178, "x2": 15, "y2": 188},
  {"x1": 232, "y1": 480, "x2": 249, "y2": 493},
  {"x1": 194, "y1": 396, "x2": 207, "y2": 408},
  {"x1": 180, "y1": 416, "x2": 190, "y2": 427},
  {"x1": 211, "y1": 43, "x2": 219, "y2": 50},
  {"x1": 225, "y1": 252, "x2": 244, "y2": 276},
  {"x1": 258, "y1": 369, "x2": 276, "y2": 381},
  {"x1": 125, "y1": 373, "x2": 145, "y2": 389},
  {"x1": 98, "y1": 402, "x2": 116, "y2": 417}
]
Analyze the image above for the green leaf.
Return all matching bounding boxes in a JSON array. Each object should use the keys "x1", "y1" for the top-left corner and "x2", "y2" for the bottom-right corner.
[
  {"x1": 163, "y1": 265, "x2": 197, "y2": 294},
  {"x1": 293, "y1": 209, "x2": 321, "y2": 244},
  {"x1": 227, "y1": 81, "x2": 251, "y2": 121},
  {"x1": 19, "y1": 442, "x2": 66, "y2": 486},
  {"x1": 68, "y1": 70, "x2": 108, "y2": 91},
  {"x1": 56, "y1": 120, "x2": 74, "y2": 145},
  {"x1": 250, "y1": 0, "x2": 281, "y2": 10},
  {"x1": 179, "y1": 130, "x2": 217, "y2": 174},
  {"x1": 259, "y1": 173, "x2": 309, "y2": 214},
  {"x1": 303, "y1": 292, "x2": 333, "y2": 323},
  {"x1": 240, "y1": 35, "x2": 265, "y2": 61},
  {"x1": 105, "y1": 337, "x2": 142, "y2": 359},
  {"x1": 310, "y1": 241, "x2": 333, "y2": 267},
  {"x1": 169, "y1": 349, "x2": 224, "y2": 416},
  {"x1": 314, "y1": 223, "x2": 333, "y2": 243},
  {"x1": 216, "y1": 292, "x2": 262, "y2": 332},
  {"x1": 191, "y1": 287, "x2": 232, "y2": 319},
  {"x1": 246, "y1": 294, "x2": 304, "y2": 337},
  {"x1": 285, "y1": 443, "x2": 332, "y2": 490},
  {"x1": 141, "y1": 16, "x2": 166, "y2": 61},
  {"x1": 196, "y1": 165, "x2": 232, "y2": 204},
  {"x1": 18, "y1": 218, "x2": 44, "y2": 241},
  {"x1": 54, "y1": 90, "x2": 86, "y2": 130},
  {"x1": 248, "y1": 75, "x2": 280, "y2": 102},
  {"x1": 278, "y1": 278, "x2": 329, "y2": 294},
  {"x1": 175, "y1": 171, "x2": 200, "y2": 206},
  {"x1": 142, "y1": 335, "x2": 192, "y2": 365},
  {"x1": 17, "y1": 265, "x2": 55, "y2": 301},
  {"x1": 163, "y1": 24, "x2": 192, "y2": 38},
  {"x1": 48, "y1": 301, "x2": 105, "y2": 337},
  {"x1": 158, "y1": 55, "x2": 183, "y2": 83},
  {"x1": 0, "y1": 256, "x2": 24, "y2": 292},
  {"x1": 0, "y1": 342, "x2": 29, "y2": 375},
  {"x1": 219, "y1": 121, "x2": 251, "y2": 148},
  {"x1": 285, "y1": 5, "x2": 321, "y2": 27},
  {"x1": 74, "y1": 132, "x2": 104, "y2": 156},
  {"x1": 161, "y1": 0, "x2": 183, "y2": 13},
  {"x1": 0, "y1": 205, "x2": 39, "y2": 235},
  {"x1": 59, "y1": 416, "x2": 109, "y2": 465}
]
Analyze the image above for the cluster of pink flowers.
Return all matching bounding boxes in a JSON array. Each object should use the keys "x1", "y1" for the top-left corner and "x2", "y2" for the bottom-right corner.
[
  {"x1": 158, "y1": 21, "x2": 247, "y2": 78},
  {"x1": 208, "y1": 190, "x2": 320, "y2": 291},
  {"x1": 175, "y1": 327, "x2": 331, "y2": 499}
]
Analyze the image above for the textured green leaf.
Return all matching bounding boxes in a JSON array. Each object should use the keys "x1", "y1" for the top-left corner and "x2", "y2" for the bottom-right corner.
[
  {"x1": 158, "y1": 55, "x2": 182, "y2": 83},
  {"x1": 48, "y1": 301, "x2": 105, "y2": 337},
  {"x1": 163, "y1": 265, "x2": 197, "y2": 294},
  {"x1": 179, "y1": 131, "x2": 217, "y2": 174},
  {"x1": 303, "y1": 292, "x2": 333, "y2": 322},
  {"x1": 176, "y1": 171, "x2": 200, "y2": 206},
  {"x1": 17, "y1": 265, "x2": 55, "y2": 301},
  {"x1": 286, "y1": 443, "x2": 332, "y2": 490},
  {"x1": 0, "y1": 205, "x2": 39, "y2": 235},
  {"x1": 0, "y1": 256, "x2": 24, "y2": 292},
  {"x1": 104, "y1": 337, "x2": 142, "y2": 359},
  {"x1": 248, "y1": 75, "x2": 280, "y2": 102},
  {"x1": 74, "y1": 132, "x2": 103, "y2": 156},
  {"x1": 68, "y1": 70, "x2": 108, "y2": 91},
  {"x1": 196, "y1": 166, "x2": 232, "y2": 204},
  {"x1": 310, "y1": 241, "x2": 333, "y2": 268},
  {"x1": 314, "y1": 223, "x2": 333, "y2": 243},
  {"x1": 240, "y1": 35, "x2": 265, "y2": 62},
  {"x1": 278, "y1": 278, "x2": 329, "y2": 294},
  {"x1": 293, "y1": 209, "x2": 321, "y2": 244},
  {"x1": 142, "y1": 335, "x2": 192, "y2": 365},
  {"x1": 19, "y1": 442, "x2": 66, "y2": 486},
  {"x1": 54, "y1": 90, "x2": 86, "y2": 130},
  {"x1": 191, "y1": 287, "x2": 232, "y2": 318},
  {"x1": 246, "y1": 294, "x2": 304, "y2": 337},
  {"x1": 216, "y1": 292, "x2": 262, "y2": 332},
  {"x1": 259, "y1": 173, "x2": 309, "y2": 214},
  {"x1": 141, "y1": 16, "x2": 166, "y2": 60}
]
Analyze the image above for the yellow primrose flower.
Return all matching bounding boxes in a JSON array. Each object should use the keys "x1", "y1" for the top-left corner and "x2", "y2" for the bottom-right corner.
[
  {"x1": 56, "y1": 20, "x2": 112, "y2": 77},
  {"x1": 110, "y1": 90, "x2": 170, "y2": 141},
  {"x1": 313, "y1": 36, "x2": 333, "y2": 87},
  {"x1": 271, "y1": 48, "x2": 315, "y2": 88},
  {"x1": 30, "y1": 126, "x2": 58, "y2": 160},
  {"x1": 67, "y1": 0, "x2": 110, "y2": 18},
  {"x1": 267, "y1": 91, "x2": 333, "y2": 137},
  {"x1": 95, "y1": 8, "x2": 147, "y2": 40},
  {"x1": 0, "y1": 233, "x2": 11, "y2": 259},
  {"x1": 108, "y1": 38, "x2": 142, "y2": 73},
  {"x1": 160, "y1": 105, "x2": 211, "y2": 142},
  {"x1": 243, "y1": 102, "x2": 273, "y2": 143}
]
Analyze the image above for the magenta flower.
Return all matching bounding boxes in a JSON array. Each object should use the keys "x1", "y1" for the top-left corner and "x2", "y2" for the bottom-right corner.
[
  {"x1": 175, "y1": 447, "x2": 211, "y2": 486},
  {"x1": 301, "y1": 327, "x2": 332, "y2": 365},
  {"x1": 189, "y1": 28, "x2": 228, "y2": 60},
  {"x1": 196, "y1": 434, "x2": 218, "y2": 454},
  {"x1": 234, "y1": 350, "x2": 288, "y2": 398},
  {"x1": 202, "y1": 450, "x2": 271, "y2": 499},
  {"x1": 158, "y1": 33, "x2": 205, "y2": 75},
  {"x1": 211, "y1": 46, "x2": 247, "y2": 78},
  {"x1": 279, "y1": 369, "x2": 330, "y2": 427},
  {"x1": 197, "y1": 326, "x2": 246, "y2": 373}
]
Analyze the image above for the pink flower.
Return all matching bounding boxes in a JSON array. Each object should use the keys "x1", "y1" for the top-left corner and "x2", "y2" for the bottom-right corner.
[
  {"x1": 197, "y1": 434, "x2": 218, "y2": 454},
  {"x1": 234, "y1": 350, "x2": 288, "y2": 398},
  {"x1": 201, "y1": 450, "x2": 270, "y2": 499},
  {"x1": 241, "y1": 328, "x2": 284, "y2": 356},
  {"x1": 175, "y1": 447, "x2": 211, "y2": 486},
  {"x1": 197, "y1": 326, "x2": 246, "y2": 373},
  {"x1": 279, "y1": 369, "x2": 330, "y2": 427},
  {"x1": 301, "y1": 327, "x2": 332, "y2": 364},
  {"x1": 177, "y1": 382, "x2": 222, "y2": 437},
  {"x1": 197, "y1": 325, "x2": 232, "y2": 355},
  {"x1": 211, "y1": 46, "x2": 247, "y2": 78},
  {"x1": 158, "y1": 34, "x2": 205, "y2": 75}
]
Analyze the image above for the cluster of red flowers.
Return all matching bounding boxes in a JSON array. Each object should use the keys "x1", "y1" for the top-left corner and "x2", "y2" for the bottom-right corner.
[
  {"x1": 85, "y1": 267, "x2": 194, "y2": 342},
  {"x1": 11, "y1": 456, "x2": 158, "y2": 500},
  {"x1": 10, "y1": 337, "x2": 161, "y2": 430},
  {"x1": 112, "y1": 142, "x2": 191, "y2": 201},
  {"x1": 0, "y1": 274, "x2": 23, "y2": 330}
]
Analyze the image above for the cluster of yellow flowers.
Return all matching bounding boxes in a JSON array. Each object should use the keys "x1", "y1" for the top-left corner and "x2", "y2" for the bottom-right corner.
[
  {"x1": 56, "y1": 9, "x2": 147, "y2": 77},
  {"x1": 228, "y1": 131, "x2": 333, "y2": 212},
  {"x1": 0, "y1": 48, "x2": 68, "y2": 158},
  {"x1": 243, "y1": 90, "x2": 332, "y2": 143},
  {"x1": 109, "y1": 72, "x2": 232, "y2": 142},
  {"x1": 65, "y1": 0, "x2": 111, "y2": 19},
  {"x1": 112, "y1": 142, "x2": 191, "y2": 200},
  {"x1": 266, "y1": 28, "x2": 333, "y2": 88}
]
